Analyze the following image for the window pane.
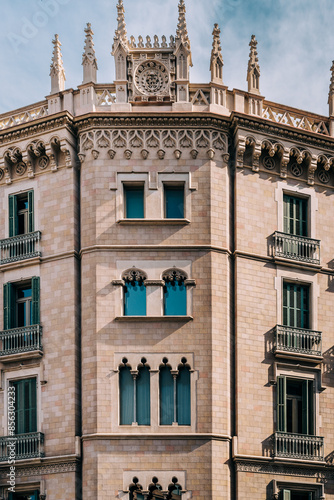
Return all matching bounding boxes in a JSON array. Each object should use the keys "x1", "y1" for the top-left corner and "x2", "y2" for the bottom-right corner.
[
  {"x1": 124, "y1": 281, "x2": 146, "y2": 316},
  {"x1": 125, "y1": 186, "x2": 144, "y2": 218},
  {"x1": 282, "y1": 283, "x2": 309, "y2": 328},
  {"x1": 165, "y1": 186, "x2": 184, "y2": 218},
  {"x1": 119, "y1": 367, "x2": 134, "y2": 425},
  {"x1": 177, "y1": 365, "x2": 191, "y2": 425},
  {"x1": 136, "y1": 366, "x2": 150, "y2": 425},
  {"x1": 159, "y1": 366, "x2": 174, "y2": 425},
  {"x1": 13, "y1": 378, "x2": 37, "y2": 434},
  {"x1": 164, "y1": 281, "x2": 186, "y2": 316},
  {"x1": 283, "y1": 195, "x2": 308, "y2": 236}
]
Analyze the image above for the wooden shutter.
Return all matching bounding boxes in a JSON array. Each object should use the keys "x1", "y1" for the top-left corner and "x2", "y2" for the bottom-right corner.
[
  {"x1": 31, "y1": 277, "x2": 40, "y2": 325},
  {"x1": 282, "y1": 490, "x2": 291, "y2": 500},
  {"x1": 28, "y1": 190, "x2": 34, "y2": 232},
  {"x1": 277, "y1": 376, "x2": 286, "y2": 432},
  {"x1": 302, "y1": 379, "x2": 314, "y2": 435},
  {"x1": 283, "y1": 195, "x2": 308, "y2": 236},
  {"x1": 8, "y1": 194, "x2": 17, "y2": 237},
  {"x1": 3, "y1": 282, "x2": 15, "y2": 330}
]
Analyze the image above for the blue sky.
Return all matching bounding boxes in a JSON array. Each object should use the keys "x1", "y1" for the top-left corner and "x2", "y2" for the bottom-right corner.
[{"x1": 1, "y1": 0, "x2": 334, "y2": 116}]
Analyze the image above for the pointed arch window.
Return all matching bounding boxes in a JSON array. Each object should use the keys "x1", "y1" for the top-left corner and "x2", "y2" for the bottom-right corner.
[
  {"x1": 122, "y1": 269, "x2": 147, "y2": 316},
  {"x1": 119, "y1": 358, "x2": 150, "y2": 425},
  {"x1": 159, "y1": 358, "x2": 191, "y2": 426},
  {"x1": 162, "y1": 269, "x2": 187, "y2": 316}
]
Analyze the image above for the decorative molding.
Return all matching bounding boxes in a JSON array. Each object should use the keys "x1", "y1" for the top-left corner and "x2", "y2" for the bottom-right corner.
[
  {"x1": 234, "y1": 460, "x2": 333, "y2": 479},
  {"x1": 0, "y1": 460, "x2": 79, "y2": 479}
]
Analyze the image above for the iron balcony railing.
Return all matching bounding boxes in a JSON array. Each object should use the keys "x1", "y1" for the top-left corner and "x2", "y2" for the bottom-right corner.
[
  {"x1": 0, "y1": 231, "x2": 41, "y2": 264},
  {"x1": 274, "y1": 325, "x2": 322, "y2": 357},
  {"x1": 0, "y1": 432, "x2": 44, "y2": 461},
  {"x1": 0, "y1": 325, "x2": 42, "y2": 357},
  {"x1": 274, "y1": 231, "x2": 320, "y2": 265},
  {"x1": 274, "y1": 432, "x2": 324, "y2": 461}
]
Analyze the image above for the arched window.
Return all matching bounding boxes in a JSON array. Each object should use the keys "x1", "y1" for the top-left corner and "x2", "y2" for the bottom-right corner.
[
  {"x1": 122, "y1": 269, "x2": 147, "y2": 316},
  {"x1": 119, "y1": 358, "x2": 150, "y2": 425},
  {"x1": 163, "y1": 269, "x2": 187, "y2": 316},
  {"x1": 159, "y1": 358, "x2": 191, "y2": 426}
]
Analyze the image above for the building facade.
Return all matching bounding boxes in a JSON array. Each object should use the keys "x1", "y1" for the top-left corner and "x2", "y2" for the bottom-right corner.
[{"x1": 0, "y1": 1, "x2": 334, "y2": 499}]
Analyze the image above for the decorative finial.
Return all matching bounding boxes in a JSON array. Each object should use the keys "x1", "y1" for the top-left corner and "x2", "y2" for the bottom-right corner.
[
  {"x1": 328, "y1": 61, "x2": 334, "y2": 116},
  {"x1": 82, "y1": 23, "x2": 98, "y2": 84},
  {"x1": 50, "y1": 34, "x2": 65, "y2": 94},
  {"x1": 112, "y1": 0, "x2": 128, "y2": 53},
  {"x1": 210, "y1": 23, "x2": 223, "y2": 84},
  {"x1": 175, "y1": 0, "x2": 192, "y2": 66},
  {"x1": 247, "y1": 34, "x2": 260, "y2": 94}
]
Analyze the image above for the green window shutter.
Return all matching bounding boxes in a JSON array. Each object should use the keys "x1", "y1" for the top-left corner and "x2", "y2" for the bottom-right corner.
[
  {"x1": 124, "y1": 186, "x2": 144, "y2": 218},
  {"x1": 282, "y1": 490, "x2": 291, "y2": 500},
  {"x1": 14, "y1": 378, "x2": 37, "y2": 434},
  {"x1": 3, "y1": 282, "x2": 15, "y2": 330},
  {"x1": 277, "y1": 375, "x2": 286, "y2": 432},
  {"x1": 8, "y1": 194, "x2": 17, "y2": 237},
  {"x1": 283, "y1": 283, "x2": 309, "y2": 329},
  {"x1": 283, "y1": 195, "x2": 308, "y2": 236},
  {"x1": 28, "y1": 190, "x2": 34, "y2": 232},
  {"x1": 31, "y1": 277, "x2": 40, "y2": 325},
  {"x1": 302, "y1": 379, "x2": 314, "y2": 435}
]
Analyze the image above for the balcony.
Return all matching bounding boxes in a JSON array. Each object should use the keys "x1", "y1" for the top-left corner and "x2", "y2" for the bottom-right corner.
[
  {"x1": 274, "y1": 325, "x2": 322, "y2": 359},
  {"x1": 0, "y1": 231, "x2": 41, "y2": 265},
  {"x1": 0, "y1": 325, "x2": 42, "y2": 360},
  {"x1": 274, "y1": 231, "x2": 320, "y2": 265},
  {"x1": 0, "y1": 432, "x2": 44, "y2": 462},
  {"x1": 274, "y1": 432, "x2": 324, "y2": 461}
]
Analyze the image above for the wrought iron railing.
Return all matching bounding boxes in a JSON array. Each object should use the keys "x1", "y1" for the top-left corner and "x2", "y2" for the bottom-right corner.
[
  {"x1": 274, "y1": 432, "x2": 324, "y2": 461},
  {"x1": 274, "y1": 231, "x2": 320, "y2": 264},
  {"x1": 0, "y1": 432, "x2": 44, "y2": 461},
  {"x1": 0, "y1": 325, "x2": 42, "y2": 357},
  {"x1": 274, "y1": 325, "x2": 322, "y2": 357},
  {"x1": 0, "y1": 231, "x2": 41, "y2": 264}
]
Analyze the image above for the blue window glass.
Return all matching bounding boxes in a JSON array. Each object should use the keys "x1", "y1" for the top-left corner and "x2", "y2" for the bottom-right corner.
[
  {"x1": 163, "y1": 271, "x2": 187, "y2": 316},
  {"x1": 165, "y1": 185, "x2": 184, "y2": 218},
  {"x1": 124, "y1": 280, "x2": 146, "y2": 316},
  {"x1": 119, "y1": 366, "x2": 134, "y2": 425},
  {"x1": 159, "y1": 365, "x2": 174, "y2": 425},
  {"x1": 124, "y1": 185, "x2": 144, "y2": 218},
  {"x1": 136, "y1": 366, "x2": 150, "y2": 425},
  {"x1": 177, "y1": 365, "x2": 191, "y2": 425}
]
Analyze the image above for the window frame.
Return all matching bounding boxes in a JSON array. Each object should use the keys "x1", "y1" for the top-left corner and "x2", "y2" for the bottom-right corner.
[
  {"x1": 9, "y1": 190, "x2": 34, "y2": 237},
  {"x1": 123, "y1": 183, "x2": 145, "y2": 219},
  {"x1": 11, "y1": 377, "x2": 37, "y2": 435},
  {"x1": 163, "y1": 183, "x2": 185, "y2": 219},
  {"x1": 277, "y1": 375, "x2": 314, "y2": 435},
  {"x1": 3, "y1": 277, "x2": 40, "y2": 330}
]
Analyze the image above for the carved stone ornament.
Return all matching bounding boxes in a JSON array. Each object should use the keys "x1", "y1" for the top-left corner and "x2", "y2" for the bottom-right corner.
[
  {"x1": 16, "y1": 162, "x2": 27, "y2": 176},
  {"x1": 207, "y1": 148, "x2": 215, "y2": 159},
  {"x1": 124, "y1": 149, "x2": 132, "y2": 160},
  {"x1": 162, "y1": 269, "x2": 188, "y2": 283},
  {"x1": 78, "y1": 153, "x2": 86, "y2": 163},
  {"x1": 108, "y1": 149, "x2": 116, "y2": 159},
  {"x1": 290, "y1": 162, "x2": 303, "y2": 177},
  {"x1": 190, "y1": 149, "x2": 198, "y2": 159},
  {"x1": 263, "y1": 155, "x2": 275, "y2": 170},
  {"x1": 134, "y1": 60, "x2": 169, "y2": 96},
  {"x1": 174, "y1": 149, "x2": 182, "y2": 159},
  {"x1": 0, "y1": 168, "x2": 4, "y2": 181},
  {"x1": 141, "y1": 149, "x2": 149, "y2": 159},
  {"x1": 38, "y1": 155, "x2": 49, "y2": 170},
  {"x1": 92, "y1": 149, "x2": 99, "y2": 159},
  {"x1": 317, "y1": 168, "x2": 330, "y2": 184},
  {"x1": 157, "y1": 149, "x2": 165, "y2": 160},
  {"x1": 122, "y1": 269, "x2": 148, "y2": 284}
]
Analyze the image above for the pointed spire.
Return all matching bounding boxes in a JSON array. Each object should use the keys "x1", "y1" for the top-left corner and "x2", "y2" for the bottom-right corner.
[
  {"x1": 328, "y1": 61, "x2": 334, "y2": 116},
  {"x1": 112, "y1": 0, "x2": 128, "y2": 54},
  {"x1": 50, "y1": 34, "x2": 65, "y2": 94},
  {"x1": 82, "y1": 23, "x2": 98, "y2": 84},
  {"x1": 176, "y1": 0, "x2": 192, "y2": 65},
  {"x1": 210, "y1": 24, "x2": 223, "y2": 84},
  {"x1": 247, "y1": 35, "x2": 260, "y2": 94}
]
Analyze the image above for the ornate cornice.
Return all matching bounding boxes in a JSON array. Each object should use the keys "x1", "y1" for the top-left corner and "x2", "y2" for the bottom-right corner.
[
  {"x1": 232, "y1": 113, "x2": 334, "y2": 152},
  {"x1": 234, "y1": 459, "x2": 334, "y2": 480},
  {"x1": 0, "y1": 113, "x2": 75, "y2": 147},
  {"x1": 0, "y1": 459, "x2": 80, "y2": 479}
]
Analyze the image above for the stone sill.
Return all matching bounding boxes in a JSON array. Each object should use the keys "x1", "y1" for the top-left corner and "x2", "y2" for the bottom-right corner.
[
  {"x1": 273, "y1": 256, "x2": 322, "y2": 270},
  {"x1": 114, "y1": 316, "x2": 193, "y2": 322},
  {"x1": 274, "y1": 350, "x2": 323, "y2": 364},
  {"x1": 0, "y1": 350, "x2": 43, "y2": 363},
  {"x1": 117, "y1": 218, "x2": 190, "y2": 225}
]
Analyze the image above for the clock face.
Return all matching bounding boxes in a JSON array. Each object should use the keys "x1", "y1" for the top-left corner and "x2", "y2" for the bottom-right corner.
[{"x1": 134, "y1": 61, "x2": 169, "y2": 95}]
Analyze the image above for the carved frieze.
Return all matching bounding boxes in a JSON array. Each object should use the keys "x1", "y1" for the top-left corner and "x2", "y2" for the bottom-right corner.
[
  {"x1": 234, "y1": 460, "x2": 334, "y2": 480},
  {"x1": 0, "y1": 460, "x2": 79, "y2": 479},
  {"x1": 78, "y1": 128, "x2": 229, "y2": 160}
]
